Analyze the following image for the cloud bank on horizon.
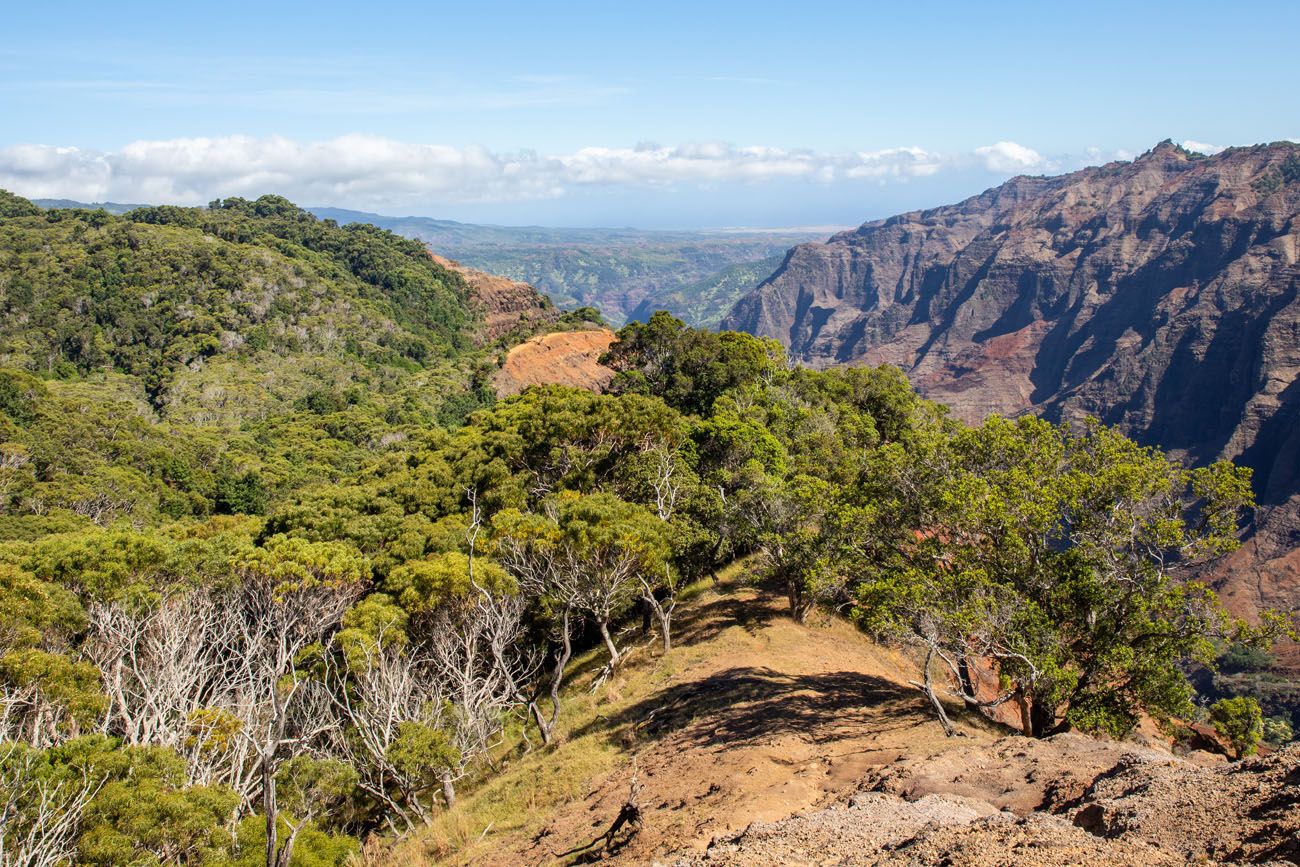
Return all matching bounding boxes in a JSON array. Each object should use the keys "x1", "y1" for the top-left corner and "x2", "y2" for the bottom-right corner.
[{"x1": 1, "y1": 135, "x2": 1137, "y2": 217}]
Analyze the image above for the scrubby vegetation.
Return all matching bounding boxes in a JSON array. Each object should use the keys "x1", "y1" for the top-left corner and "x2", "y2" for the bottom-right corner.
[{"x1": 0, "y1": 197, "x2": 1294, "y2": 866}]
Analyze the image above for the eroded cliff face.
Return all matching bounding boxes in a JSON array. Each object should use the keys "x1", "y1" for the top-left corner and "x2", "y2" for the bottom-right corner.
[
  {"x1": 429, "y1": 253, "x2": 559, "y2": 343},
  {"x1": 725, "y1": 140, "x2": 1300, "y2": 620}
]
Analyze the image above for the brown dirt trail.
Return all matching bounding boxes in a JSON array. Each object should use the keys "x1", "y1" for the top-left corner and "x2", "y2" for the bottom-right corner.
[{"x1": 466, "y1": 582, "x2": 999, "y2": 866}]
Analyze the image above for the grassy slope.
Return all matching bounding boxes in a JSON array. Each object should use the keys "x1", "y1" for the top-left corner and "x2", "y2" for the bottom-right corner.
[{"x1": 381, "y1": 564, "x2": 1003, "y2": 866}]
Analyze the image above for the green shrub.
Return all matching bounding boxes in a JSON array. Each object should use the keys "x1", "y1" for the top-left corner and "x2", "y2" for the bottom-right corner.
[
  {"x1": 1210, "y1": 696, "x2": 1264, "y2": 758},
  {"x1": 1262, "y1": 714, "x2": 1294, "y2": 748},
  {"x1": 1217, "y1": 642, "x2": 1275, "y2": 674}
]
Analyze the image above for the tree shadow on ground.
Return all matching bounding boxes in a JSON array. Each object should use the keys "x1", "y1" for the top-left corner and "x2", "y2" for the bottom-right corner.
[
  {"x1": 553, "y1": 582, "x2": 780, "y2": 692},
  {"x1": 574, "y1": 666, "x2": 923, "y2": 750},
  {"x1": 669, "y1": 589, "x2": 783, "y2": 647}
]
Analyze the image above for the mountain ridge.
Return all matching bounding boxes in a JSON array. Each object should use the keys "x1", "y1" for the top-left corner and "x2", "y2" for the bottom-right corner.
[{"x1": 724, "y1": 139, "x2": 1300, "y2": 632}]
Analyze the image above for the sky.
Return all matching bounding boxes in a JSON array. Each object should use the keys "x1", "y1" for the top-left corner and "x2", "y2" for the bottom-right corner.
[{"x1": 2, "y1": 0, "x2": 1297, "y2": 227}]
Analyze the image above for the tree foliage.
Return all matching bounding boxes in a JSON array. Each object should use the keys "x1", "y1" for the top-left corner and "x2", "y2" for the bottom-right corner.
[
  {"x1": 851, "y1": 415, "x2": 1270, "y2": 737},
  {"x1": 1210, "y1": 696, "x2": 1264, "y2": 758},
  {"x1": 0, "y1": 189, "x2": 1290, "y2": 863}
]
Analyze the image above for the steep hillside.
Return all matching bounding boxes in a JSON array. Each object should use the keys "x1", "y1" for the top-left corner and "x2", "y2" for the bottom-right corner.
[
  {"x1": 384, "y1": 574, "x2": 1299, "y2": 866},
  {"x1": 724, "y1": 140, "x2": 1300, "y2": 625},
  {"x1": 428, "y1": 253, "x2": 560, "y2": 344},
  {"x1": 382, "y1": 574, "x2": 996, "y2": 865}
]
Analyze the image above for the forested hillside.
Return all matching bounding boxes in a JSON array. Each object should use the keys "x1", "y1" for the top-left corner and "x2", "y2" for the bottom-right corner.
[
  {"x1": 1, "y1": 191, "x2": 475, "y2": 402},
  {"x1": 0, "y1": 192, "x2": 504, "y2": 538},
  {"x1": 0, "y1": 193, "x2": 1295, "y2": 866}
]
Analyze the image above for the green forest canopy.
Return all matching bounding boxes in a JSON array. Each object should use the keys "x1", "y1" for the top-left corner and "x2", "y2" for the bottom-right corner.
[{"x1": 0, "y1": 195, "x2": 1294, "y2": 866}]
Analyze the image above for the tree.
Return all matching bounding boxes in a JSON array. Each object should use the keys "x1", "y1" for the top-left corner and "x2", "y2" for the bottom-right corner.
[
  {"x1": 491, "y1": 510, "x2": 578, "y2": 745},
  {"x1": 326, "y1": 594, "x2": 449, "y2": 830},
  {"x1": 62, "y1": 738, "x2": 241, "y2": 867},
  {"x1": 231, "y1": 537, "x2": 367, "y2": 867},
  {"x1": 0, "y1": 443, "x2": 33, "y2": 513},
  {"x1": 551, "y1": 493, "x2": 667, "y2": 671},
  {"x1": 492, "y1": 493, "x2": 668, "y2": 744},
  {"x1": 0, "y1": 190, "x2": 43, "y2": 219},
  {"x1": 420, "y1": 560, "x2": 533, "y2": 807},
  {"x1": 602, "y1": 312, "x2": 783, "y2": 416},
  {"x1": 0, "y1": 741, "x2": 99, "y2": 867},
  {"x1": 1216, "y1": 642, "x2": 1275, "y2": 674},
  {"x1": 1262, "y1": 714, "x2": 1294, "y2": 748},
  {"x1": 442, "y1": 387, "x2": 681, "y2": 514},
  {"x1": 382, "y1": 532, "x2": 537, "y2": 810},
  {"x1": 85, "y1": 589, "x2": 243, "y2": 767},
  {"x1": 619, "y1": 435, "x2": 690, "y2": 651},
  {"x1": 0, "y1": 563, "x2": 85, "y2": 656},
  {"x1": 747, "y1": 474, "x2": 844, "y2": 623},
  {"x1": 0, "y1": 650, "x2": 105, "y2": 748},
  {"x1": 853, "y1": 416, "x2": 1267, "y2": 738},
  {"x1": 857, "y1": 563, "x2": 1052, "y2": 736},
  {"x1": 689, "y1": 405, "x2": 791, "y2": 569},
  {"x1": 266, "y1": 756, "x2": 357, "y2": 867},
  {"x1": 1210, "y1": 697, "x2": 1264, "y2": 759}
]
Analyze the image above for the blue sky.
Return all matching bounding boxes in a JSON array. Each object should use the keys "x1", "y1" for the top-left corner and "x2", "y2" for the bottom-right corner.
[{"x1": 2, "y1": 0, "x2": 1297, "y2": 227}]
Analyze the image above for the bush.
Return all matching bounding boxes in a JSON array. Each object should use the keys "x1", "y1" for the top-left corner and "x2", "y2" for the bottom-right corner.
[
  {"x1": 1217, "y1": 642, "x2": 1275, "y2": 674},
  {"x1": 1262, "y1": 714, "x2": 1294, "y2": 748},
  {"x1": 1210, "y1": 696, "x2": 1264, "y2": 758},
  {"x1": 214, "y1": 470, "x2": 269, "y2": 516}
]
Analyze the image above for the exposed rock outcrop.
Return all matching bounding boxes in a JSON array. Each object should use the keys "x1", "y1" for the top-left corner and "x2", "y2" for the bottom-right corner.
[
  {"x1": 429, "y1": 253, "x2": 558, "y2": 343},
  {"x1": 678, "y1": 743, "x2": 1300, "y2": 866},
  {"x1": 725, "y1": 140, "x2": 1300, "y2": 625}
]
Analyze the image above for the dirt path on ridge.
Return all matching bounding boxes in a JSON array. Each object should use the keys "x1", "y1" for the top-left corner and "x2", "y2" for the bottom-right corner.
[{"x1": 472, "y1": 581, "x2": 1003, "y2": 866}]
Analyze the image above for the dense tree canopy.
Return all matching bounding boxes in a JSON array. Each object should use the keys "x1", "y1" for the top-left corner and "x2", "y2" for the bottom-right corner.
[
  {"x1": 0, "y1": 190, "x2": 1292, "y2": 866},
  {"x1": 850, "y1": 416, "x2": 1268, "y2": 736},
  {"x1": 0, "y1": 195, "x2": 473, "y2": 392}
]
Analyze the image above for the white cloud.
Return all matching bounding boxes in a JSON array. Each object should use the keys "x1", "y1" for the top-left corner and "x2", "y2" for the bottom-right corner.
[
  {"x1": 1181, "y1": 139, "x2": 1225, "y2": 155},
  {"x1": 0, "y1": 135, "x2": 1075, "y2": 208},
  {"x1": 974, "y1": 141, "x2": 1045, "y2": 173}
]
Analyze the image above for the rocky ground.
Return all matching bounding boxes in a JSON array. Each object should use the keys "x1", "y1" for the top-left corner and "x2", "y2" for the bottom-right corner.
[
  {"x1": 428, "y1": 252, "x2": 559, "y2": 343},
  {"x1": 675, "y1": 741, "x2": 1300, "y2": 865},
  {"x1": 400, "y1": 581, "x2": 1299, "y2": 867}
]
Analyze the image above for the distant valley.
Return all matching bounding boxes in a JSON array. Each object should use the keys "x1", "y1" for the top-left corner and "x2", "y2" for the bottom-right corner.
[{"x1": 311, "y1": 206, "x2": 827, "y2": 326}]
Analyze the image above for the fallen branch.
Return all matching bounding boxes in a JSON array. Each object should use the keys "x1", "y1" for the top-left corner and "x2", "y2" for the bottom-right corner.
[{"x1": 553, "y1": 767, "x2": 644, "y2": 858}]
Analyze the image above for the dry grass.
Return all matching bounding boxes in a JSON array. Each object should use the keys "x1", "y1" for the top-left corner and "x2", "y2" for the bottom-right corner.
[
  {"x1": 370, "y1": 568, "x2": 741, "y2": 866},
  {"x1": 365, "y1": 563, "x2": 982, "y2": 866}
]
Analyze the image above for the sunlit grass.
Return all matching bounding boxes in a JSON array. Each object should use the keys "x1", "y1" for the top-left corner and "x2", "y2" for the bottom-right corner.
[{"x1": 371, "y1": 563, "x2": 752, "y2": 866}]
